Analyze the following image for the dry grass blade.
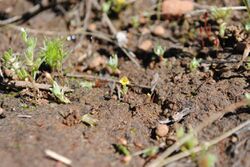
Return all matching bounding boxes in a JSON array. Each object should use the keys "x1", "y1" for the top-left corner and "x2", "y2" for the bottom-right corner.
[
  {"x1": 147, "y1": 99, "x2": 249, "y2": 167},
  {"x1": 158, "y1": 120, "x2": 250, "y2": 166}
]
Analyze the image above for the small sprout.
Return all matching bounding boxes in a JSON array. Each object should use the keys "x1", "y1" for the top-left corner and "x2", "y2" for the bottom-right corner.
[
  {"x1": 189, "y1": 57, "x2": 201, "y2": 72},
  {"x1": 80, "y1": 81, "x2": 95, "y2": 90},
  {"x1": 21, "y1": 28, "x2": 37, "y2": 67},
  {"x1": 176, "y1": 126, "x2": 198, "y2": 152},
  {"x1": 81, "y1": 114, "x2": 98, "y2": 126},
  {"x1": 119, "y1": 76, "x2": 130, "y2": 95},
  {"x1": 131, "y1": 16, "x2": 140, "y2": 28},
  {"x1": 198, "y1": 152, "x2": 217, "y2": 167},
  {"x1": 245, "y1": 93, "x2": 250, "y2": 106},
  {"x1": 141, "y1": 146, "x2": 159, "y2": 158},
  {"x1": 40, "y1": 38, "x2": 67, "y2": 72},
  {"x1": 154, "y1": 44, "x2": 166, "y2": 59},
  {"x1": 219, "y1": 22, "x2": 227, "y2": 37},
  {"x1": 107, "y1": 54, "x2": 119, "y2": 73},
  {"x1": 210, "y1": 7, "x2": 231, "y2": 23},
  {"x1": 115, "y1": 144, "x2": 131, "y2": 156},
  {"x1": 2, "y1": 49, "x2": 15, "y2": 66},
  {"x1": 112, "y1": 0, "x2": 126, "y2": 13},
  {"x1": 50, "y1": 81, "x2": 71, "y2": 104},
  {"x1": 102, "y1": 1, "x2": 112, "y2": 13}
]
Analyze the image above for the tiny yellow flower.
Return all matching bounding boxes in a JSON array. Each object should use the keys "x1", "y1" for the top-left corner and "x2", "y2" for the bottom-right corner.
[
  {"x1": 119, "y1": 76, "x2": 130, "y2": 86},
  {"x1": 115, "y1": 0, "x2": 126, "y2": 5}
]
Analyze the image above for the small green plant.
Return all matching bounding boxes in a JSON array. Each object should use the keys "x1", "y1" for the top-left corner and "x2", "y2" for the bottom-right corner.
[
  {"x1": 210, "y1": 7, "x2": 231, "y2": 23},
  {"x1": 107, "y1": 54, "x2": 119, "y2": 73},
  {"x1": 102, "y1": 0, "x2": 126, "y2": 14},
  {"x1": 115, "y1": 144, "x2": 131, "y2": 156},
  {"x1": 119, "y1": 76, "x2": 130, "y2": 95},
  {"x1": 2, "y1": 29, "x2": 43, "y2": 80},
  {"x1": 245, "y1": 93, "x2": 250, "y2": 106},
  {"x1": 50, "y1": 81, "x2": 71, "y2": 104},
  {"x1": 243, "y1": 0, "x2": 250, "y2": 31},
  {"x1": 189, "y1": 57, "x2": 201, "y2": 72},
  {"x1": 154, "y1": 44, "x2": 166, "y2": 61},
  {"x1": 177, "y1": 127, "x2": 199, "y2": 152},
  {"x1": 40, "y1": 38, "x2": 67, "y2": 72},
  {"x1": 80, "y1": 81, "x2": 95, "y2": 90},
  {"x1": 198, "y1": 152, "x2": 217, "y2": 167},
  {"x1": 140, "y1": 146, "x2": 159, "y2": 158},
  {"x1": 131, "y1": 16, "x2": 140, "y2": 29}
]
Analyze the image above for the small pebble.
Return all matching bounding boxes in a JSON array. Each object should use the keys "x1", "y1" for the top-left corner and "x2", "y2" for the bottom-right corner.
[
  {"x1": 138, "y1": 40, "x2": 153, "y2": 51},
  {"x1": 156, "y1": 124, "x2": 169, "y2": 137},
  {"x1": 152, "y1": 25, "x2": 166, "y2": 37}
]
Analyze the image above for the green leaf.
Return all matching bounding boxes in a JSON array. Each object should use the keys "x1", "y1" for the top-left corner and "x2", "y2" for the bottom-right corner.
[
  {"x1": 50, "y1": 81, "x2": 71, "y2": 104},
  {"x1": 115, "y1": 144, "x2": 131, "y2": 156}
]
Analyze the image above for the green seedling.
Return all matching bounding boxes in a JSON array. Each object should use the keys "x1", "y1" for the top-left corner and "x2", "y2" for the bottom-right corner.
[
  {"x1": 81, "y1": 114, "x2": 98, "y2": 126},
  {"x1": 154, "y1": 44, "x2": 166, "y2": 61},
  {"x1": 131, "y1": 16, "x2": 140, "y2": 29},
  {"x1": 189, "y1": 57, "x2": 201, "y2": 72},
  {"x1": 243, "y1": 0, "x2": 250, "y2": 31},
  {"x1": 176, "y1": 127, "x2": 198, "y2": 155},
  {"x1": 198, "y1": 152, "x2": 217, "y2": 167},
  {"x1": 102, "y1": 0, "x2": 126, "y2": 13},
  {"x1": 115, "y1": 144, "x2": 131, "y2": 156},
  {"x1": 80, "y1": 81, "x2": 95, "y2": 90},
  {"x1": 245, "y1": 93, "x2": 250, "y2": 106},
  {"x1": 210, "y1": 7, "x2": 231, "y2": 23},
  {"x1": 21, "y1": 28, "x2": 37, "y2": 67},
  {"x1": 2, "y1": 49, "x2": 29, "y2": 80},
  {"x1": 119, "y1": 76, "x2": 130, "y2": 95},
  {"x1": 141, "y1": 146, "x2": 159, "y2": 158},
  {"x1": 107, "y1": 54, "x2": 119, "y2": 73},
  {"x1": 40, "y1": 38, "x2": 67, "y2": 72},
  {"x1": 102, "y1": 1, "x2": 112, "y2": 13},
  {"x1": 50, "y1": 81, "x2": 71, "y2": 104}
]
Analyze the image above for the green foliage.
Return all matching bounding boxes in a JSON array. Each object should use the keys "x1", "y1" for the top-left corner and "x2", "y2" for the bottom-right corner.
[
  {"x1": 115, "y1": 144, "x2": 131, "y2": 156},
  {"x1": 131, "y1": 16, "x2": 140, "y2": 28},
  {"x1": 198, "y1": 152, "x2": 217, "y2": 167},
  {"x1": 210, "y1": 7, "x2": 231, "y2": 23},
  {"x1": 102, "y1": 0, "x2": 126, "y2": 14},
  {"x1": 154, "y1": 44, "x2": 166, "y2": 58},
  {"x1": 50, "y1": 81, "x2": 71, "y2": 104},
  {"x1": 21, "y1": 28, "x2": 37, "y2": 67},
  {"x1": 243, "y1": 0, "x2": 250, "y2": 31},
  {"x1": 40, "y1": 38, "x2": 67, "y2": 72},
  {"x1": 176, "y1": 127, "x2": 198, "y2": 152},
  {"x1": 189, "y1": 58, "x2": 201, "y2": 72},
  {"x1": 2, "y1": 29, "x2": 45, "y2": 80},
  {"x1": 245, "y1": 93, "x2": 250, "y2": 106},
  {"x1": 141, "y1": 146, "x2": 159, "y2": 158},
  {"x1": 80, "y1": 81, "x2": 95, "y2": 90},
  {"x1": 107, "y1": 54, "x2": 119, "y2": 73}
]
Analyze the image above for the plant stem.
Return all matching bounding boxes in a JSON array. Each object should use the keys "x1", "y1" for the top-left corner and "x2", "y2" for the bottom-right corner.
[{"x1": 159, "y1": 120, "x2": 250, "y2": 166}]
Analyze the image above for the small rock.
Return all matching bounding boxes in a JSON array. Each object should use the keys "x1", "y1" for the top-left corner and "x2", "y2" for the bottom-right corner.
[
  {"x1": 88, "y1": 55, "x2": 107, "y2": 70},
  {"x1": 162, "y1": 0, "x2": 194, "y2": 16},
  {"x1": 138, "y1": 40, "x2": 153, "y2": 51},
  {"x1": 140, "y1": 27, "x2": 150, "y2": 35},
  {"x1": 0, "y1": 107, "x2": 6, "y2": 118},
  {"x1": 156, "y1": 124, "x2": 169, "y2": 137},
  {"x1": 88, "y1": 23, "x2": 97, "y2": 31},
  {"x1": 152, "y1": 25, "x2": 166, "y2": 37}
]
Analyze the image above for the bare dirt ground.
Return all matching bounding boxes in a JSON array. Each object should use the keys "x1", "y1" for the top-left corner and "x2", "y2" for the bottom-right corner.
[{"x1": 0, "y1": 0, "x2": 249, "y2": 167}]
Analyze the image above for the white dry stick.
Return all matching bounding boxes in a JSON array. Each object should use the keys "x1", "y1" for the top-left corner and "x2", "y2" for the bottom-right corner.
[{"x1": 45, "y1": 149, "x2": 72, "y2": 166}]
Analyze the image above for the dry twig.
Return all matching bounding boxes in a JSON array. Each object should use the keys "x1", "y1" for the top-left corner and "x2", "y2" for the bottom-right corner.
[{"x1": 147, "y1": 99, "x2": 249, "y2": 167}]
